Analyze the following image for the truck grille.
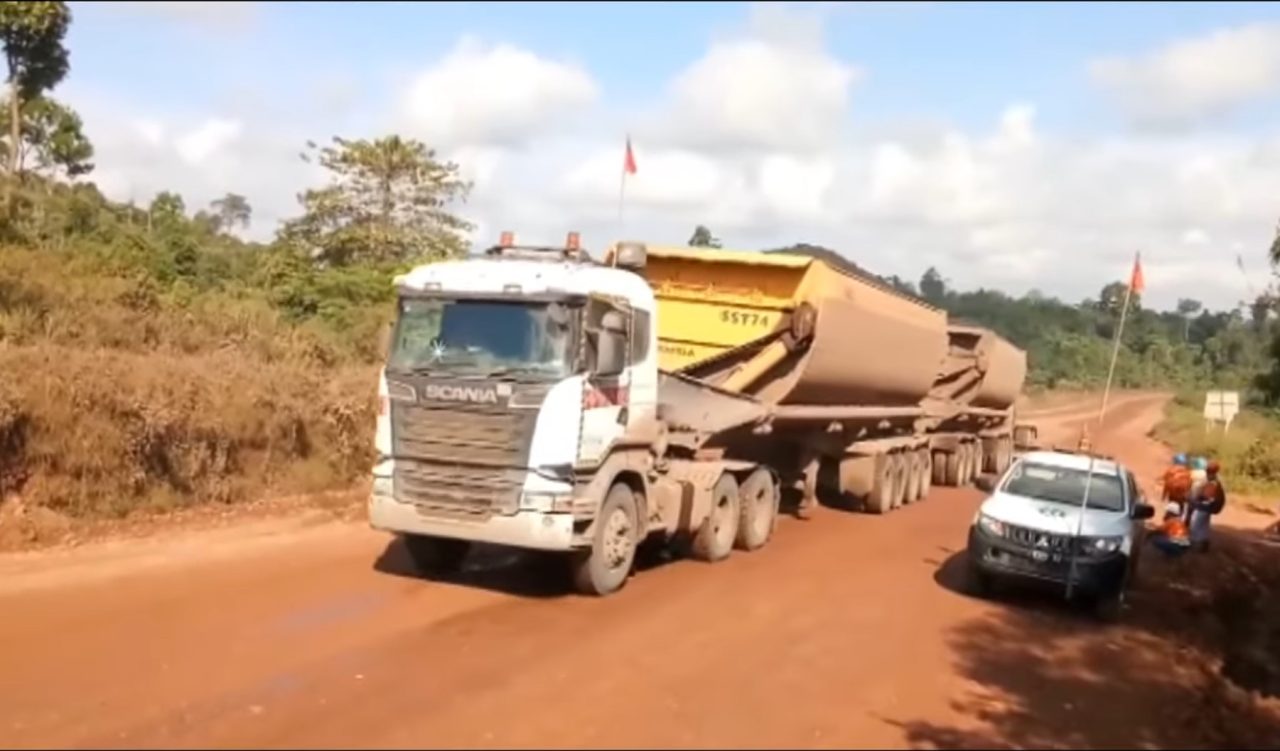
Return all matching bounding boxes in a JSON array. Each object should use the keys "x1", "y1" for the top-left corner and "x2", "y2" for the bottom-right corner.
[
  {"x1": 1002, "y1": 523, "x2": 1072, "y2": 552},
  {"x1": 390, "y1": 402, "x2": 537, "y2": 517}
]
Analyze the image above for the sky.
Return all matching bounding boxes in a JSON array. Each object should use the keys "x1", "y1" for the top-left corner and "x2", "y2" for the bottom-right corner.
[{"x1": 58, "y1": 0, "x2": 1280, "y2": 311}]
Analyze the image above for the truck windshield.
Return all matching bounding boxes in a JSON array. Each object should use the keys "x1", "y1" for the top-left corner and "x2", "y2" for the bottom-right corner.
[
  {"x1": 999, "y1": 461, "x2": 1127, "y2": 513},
  {"x1": 387, "y1": 297, "x2": 574, "y2": 378}
]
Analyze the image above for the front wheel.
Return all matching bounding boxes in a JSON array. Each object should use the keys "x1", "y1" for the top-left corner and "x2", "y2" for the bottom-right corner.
[
  {"x1": 571, "y1": 483, "x2": 640, "y2": 596},
  {"x1": 403, "y1": 534, "x2": 471, "y2": 578}
]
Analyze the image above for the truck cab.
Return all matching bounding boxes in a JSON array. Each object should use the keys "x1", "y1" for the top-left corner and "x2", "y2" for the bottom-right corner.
[
  {"x1": 369, "y1": 233, "x2": 662, "y2": 591},
  {"x1": 964, "y1": 448, "x2": 1155, "y2": 619}
]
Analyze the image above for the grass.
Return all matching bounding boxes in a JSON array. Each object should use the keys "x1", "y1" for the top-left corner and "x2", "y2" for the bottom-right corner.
[{"x1": 1152, "y1": 391, "x2": 1280, "y2": 499}]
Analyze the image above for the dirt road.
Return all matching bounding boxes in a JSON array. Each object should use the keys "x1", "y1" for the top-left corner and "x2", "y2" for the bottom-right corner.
[{"x1": 0, "y1": 392, "x2": 1229, "y2": 749}]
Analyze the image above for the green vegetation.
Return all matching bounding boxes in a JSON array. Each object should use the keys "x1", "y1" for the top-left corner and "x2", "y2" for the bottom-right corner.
[
  {"x1": 4, "y1": 2, "x2": 1280, "y2": 535},
  {"x1": 1150, "y1": 391, "x2": 1280, "y2": 499}
]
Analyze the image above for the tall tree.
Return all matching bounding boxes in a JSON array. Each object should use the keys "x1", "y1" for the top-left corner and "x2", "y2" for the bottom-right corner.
[
  {"x1": 919, "y1": 267, "x2": 947, "y2": 302},
  {"x1": 688, "y1": 224, "x2": 721, "y2": 248},
  {"x1": 0, "y1": 94, "x2": 90, "y2": 178},
  {"x1": 210, "y1": 192, "x2": 251, "y2": 234},
  {"x1": 280, "y1": 135, "x2": 473, "y2": 267},
  {"x1": 1176, "y1": 297, "x2": 1202, "y2": 341},
  {"x1": 148, "y1": 191, "x2": 185, "y2": 230},
  {"x1": 0, "y1": 2, "x2": 70, "y2": 182}
]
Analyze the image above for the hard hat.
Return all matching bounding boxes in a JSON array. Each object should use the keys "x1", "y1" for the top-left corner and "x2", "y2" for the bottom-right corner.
[
  {"x1": 1192, "y1": 456, "x2": 1208, "y2": 470},
  {"x1": 1173, "y1": 453, "x2": 1187, "y2": 466}
]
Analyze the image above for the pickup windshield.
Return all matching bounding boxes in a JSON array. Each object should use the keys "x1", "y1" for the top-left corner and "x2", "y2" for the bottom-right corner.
[
  {"x1": 999, "y1": 460, "x2": 1127, "y2": 513},
  {"x1": 387, "y1": 297, "x2": 574, "y2": 378}
]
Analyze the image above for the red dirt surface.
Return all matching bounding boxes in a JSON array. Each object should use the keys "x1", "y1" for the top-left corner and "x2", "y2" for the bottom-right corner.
[{"x1": 1, "y1": 391, "x2": 1277, "y2": 749}]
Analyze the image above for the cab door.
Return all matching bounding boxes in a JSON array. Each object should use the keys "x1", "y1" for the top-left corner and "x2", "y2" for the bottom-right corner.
[{"x1": 577, "y1": 295, "x2": 632, "y2": 465}]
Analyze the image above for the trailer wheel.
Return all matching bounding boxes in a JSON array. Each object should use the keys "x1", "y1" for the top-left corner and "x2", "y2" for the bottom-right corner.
[
  {"x1": 916, "y1": 449, "x2": 932, "y2": 502},
  {"x1": 735, "y1": 468, "x2": 779, "y2": 551},
  {"x1": 1000, "y1": 437, "x2": 1014, "y2": 472},
  {"x1": 932, "y1": 450, "x2": 947, "y2": 486},
  {"x1": 943, "y1": 449, "x2": 962, "y2": 487},
  {"x1": 903, "y1": 450, "x2": 923, "y2": 504},
  {"x1": 403, "y1": 534, "x2": 472, "y2": 578},
  {"x1": 867, "y1": 453, "x2": 895, "y2": 514},
  {"x1": 971, "y1": 442, "x2": 985, "y2": 483},
  {"x1": 692, "y1": 473, "x2": 740, "y2": 562},
  {"x1": 890, "y1": 453, "x2": 910, "y2": 509},
  {"x1": 571, "y1": 482, "x2": 639, "y2": 596}
]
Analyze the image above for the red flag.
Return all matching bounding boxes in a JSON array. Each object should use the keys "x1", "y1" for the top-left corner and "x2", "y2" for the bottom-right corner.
[
  {"x1": 623, "y1": 136, "x2": 637, "y2": 175},
  {"x1": 1129, "y1": 253, "x2": 1144, "y2": 295}
]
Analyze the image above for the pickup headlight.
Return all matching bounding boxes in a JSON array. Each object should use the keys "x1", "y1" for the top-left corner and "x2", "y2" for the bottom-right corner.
[
  {"x1": 1079, "y1": 535, "x2": 1124, "y2": 556},
  {"x1": 977, "y1": 513, "x2": 1005, "y2": 537}
]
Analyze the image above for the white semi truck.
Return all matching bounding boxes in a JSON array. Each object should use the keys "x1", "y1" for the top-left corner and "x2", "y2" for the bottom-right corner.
[{"x1": 368, "y1": 233, "x2": 1031, "y2": 596}]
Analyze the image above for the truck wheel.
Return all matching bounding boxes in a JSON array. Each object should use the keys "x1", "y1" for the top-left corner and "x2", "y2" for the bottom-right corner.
[
  {"x1": 866, "y1": 453, "x2": 895, "y2": 514},
  {"x1": 943, "y1": 450, "x2": 962, "y2": 487},
  {"x1": 917, "y1": 449, "x2": 932, "y2": 501},
  {"x1": 571, "y1": 483, "x2": 639, "y2": 596},
  {"x1": 402, "y1": 534, "x2": 471, "y2": 578},
  {"x1": 971, "y1": 442, "x2": 984, "y2": 483},
  {"x1": 692, "y1": 473, "x2": 740, "y2": 562},
  {"x1": 932, "y1": 450, "x2": 947, "y2": 486},
  {"x1": 903, "y1": 451, "x2": 923, "y2": 505},
  {"x1": 735, "y1": 468, "x2": 779, "y2": 551},
  {"x1": 890, "y1": 453, "x2": 910, "y2": 509},
  {"x1": 958, "y1": 444, "x2": 974, "y2": 486}
]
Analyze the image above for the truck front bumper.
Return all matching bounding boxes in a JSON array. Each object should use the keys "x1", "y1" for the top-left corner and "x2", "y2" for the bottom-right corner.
[
  {"x1": 966, "y1": 525, "x2": 1128, "y2": 598},
  {"x1": 368, "y1": 481, "x2": 577, "y2": 552}
]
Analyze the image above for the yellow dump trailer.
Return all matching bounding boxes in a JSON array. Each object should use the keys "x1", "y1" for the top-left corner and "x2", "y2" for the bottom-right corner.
[{"x1": 638, "y1": 245, "x2": 950, "y2": 408}]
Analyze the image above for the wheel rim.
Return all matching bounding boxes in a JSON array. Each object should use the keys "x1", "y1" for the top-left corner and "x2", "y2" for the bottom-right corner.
[
  {"x1": 749, "y1": 483, "x2": 772, "y2": 537},
  {"x1": 602, "y1": 506, "x2": 633, "y2": 570},
  {"x1": 713, "y1": 492, "x2": 735, "y2": 547}
]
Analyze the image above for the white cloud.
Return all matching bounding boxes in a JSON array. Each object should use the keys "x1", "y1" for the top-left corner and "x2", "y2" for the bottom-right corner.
[
  {"x1": 1090, "y1": 22, "x2": 1280, "y2": 128},
  {"x1": 649, "y1": 8, "x2": 862, "y2": 155},
  {"x1": 96, "y1": 1, "x2": 260, "y2": 31},
  {"x1": 399, "y1": 37, "x2": 599, "y2": 149},
  {"x1": 63, "y1": 11, "x2": 1279, "y2": 313}
]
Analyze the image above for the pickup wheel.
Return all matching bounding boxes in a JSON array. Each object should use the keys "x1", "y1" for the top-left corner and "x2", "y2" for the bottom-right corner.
[
  {"x1": 964, "y1": 559, "x2": 992, "y2": 597},
  {"x1": 692, "y1": 473, "x2": 740, "y2": 562},
  {"x1": 403, "y1": 534, "x2": 471, "y2": 578},
  {"x1": 917, "y1": 449, "x2": 933, "y2": 501},
  {"x1": 867, "y1": 453, "x2": 895, "y2": 514},
  {"x1": 571, "y1": 482, "x2": 639, "y2": 596},
  {"x1": 735, "y1": 468, "x2": 779, "y2": 552}
]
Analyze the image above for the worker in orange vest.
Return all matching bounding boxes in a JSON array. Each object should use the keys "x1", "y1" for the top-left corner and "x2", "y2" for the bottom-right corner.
[{"x1": 1161, "y1": 453, "x2": 1192, "y2": 509}]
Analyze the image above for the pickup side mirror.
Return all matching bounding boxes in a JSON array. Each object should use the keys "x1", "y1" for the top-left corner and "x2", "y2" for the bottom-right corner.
[{"x1": 1132, "y1": 503, "x2": 1155, "y2": 521}]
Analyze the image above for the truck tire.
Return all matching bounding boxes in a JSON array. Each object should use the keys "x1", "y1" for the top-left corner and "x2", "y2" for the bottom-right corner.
[
  {"x1": 735, "y1": 468, "x2": 779, "y2": 551},
  {"x1": 943, "y1": 449, "x2": 962, "y2": 487},
  {"x1": 904, "y1": 450, "x2": 923, "y2": 504},
  {"x1": 958, "y1": 444, "x2": 973, "y2": 486},
  {"x1": 917, "y1": 449, "x2": 932, "y2": 501},
  {"x1": 571, "y1": 482, "x2": 639, "y2": 596},
  {"x1": 890, "y1": 453, "x2": 909, "y2": 509},
  {"x1": 970, "y1": 442, "x2": 984, "y2": 483},
  {"x1": 866, "y1": 453, "x2": 895, "y2": 514},
  {"x1": 403, "y1": 534, "x2": 471, "y2": 578},
  {"x1": 692, "y1": 473, "x2": 740, "y2": 562},
  {"x1": 932, "y1": 450, "x2": 947, "y2": 486}
]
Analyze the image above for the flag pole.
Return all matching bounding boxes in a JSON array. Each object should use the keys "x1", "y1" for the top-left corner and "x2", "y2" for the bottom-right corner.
[{"x1": 1065, "y1": 250, "x2": 1139, "y2": 601}]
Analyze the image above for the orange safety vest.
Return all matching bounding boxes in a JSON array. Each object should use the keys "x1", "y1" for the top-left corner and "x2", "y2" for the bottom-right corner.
[{"x1": 1163, "y1": 465, "x2": 1192, "y2": 501}]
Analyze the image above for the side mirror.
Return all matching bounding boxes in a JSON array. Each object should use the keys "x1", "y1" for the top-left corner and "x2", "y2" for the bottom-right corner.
[
  {"x1": 975, "y1": 474, "x2": 996, "y2": 493},
  {"x1": 594, "y1": 329, "x2": 627, "y2": 376},
  {"x1": 1132, "y1": 503, "x2": 1155, "y2": 521}
]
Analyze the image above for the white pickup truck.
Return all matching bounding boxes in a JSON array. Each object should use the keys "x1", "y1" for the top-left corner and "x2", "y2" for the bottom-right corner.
[{"x1": 965, "y1": 448, "x2": 1156, "y2": 619}]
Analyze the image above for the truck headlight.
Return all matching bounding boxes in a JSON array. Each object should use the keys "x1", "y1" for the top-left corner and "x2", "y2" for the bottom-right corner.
[
  {"x1": 1080, "y1": 535, "x2": 1124, "y2": 555},
  {"x1": 520, "y1": 492, "x2": 574, "y2": 513},
  {"x1": 977, "y1": 513, "x2": 1005, "y2": 537}
]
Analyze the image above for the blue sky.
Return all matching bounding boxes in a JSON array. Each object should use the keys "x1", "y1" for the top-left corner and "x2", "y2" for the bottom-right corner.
[{"x1": 58, "y1": 2, "x2": 1280, "y2": 310}]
